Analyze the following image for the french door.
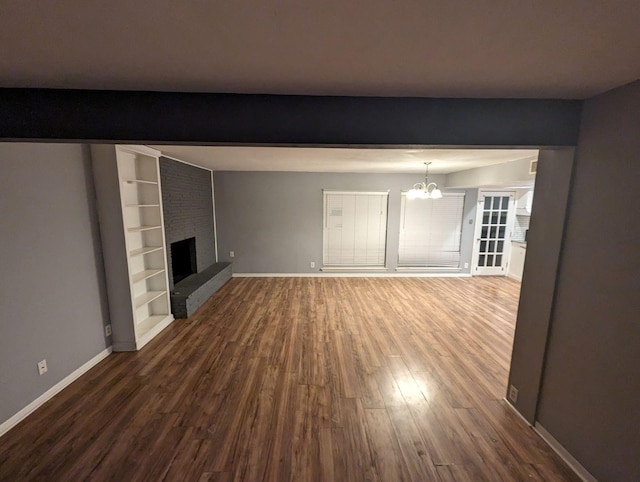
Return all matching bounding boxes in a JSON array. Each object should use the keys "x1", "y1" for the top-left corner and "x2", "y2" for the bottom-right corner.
[{"x1": 472, "y1": 191, "x2": 516, "y2": 275}]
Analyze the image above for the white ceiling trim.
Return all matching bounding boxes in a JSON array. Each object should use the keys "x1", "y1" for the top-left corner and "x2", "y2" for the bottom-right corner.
[{"x1": 150, "y1": 145, "x2": 538, "y2": 174}]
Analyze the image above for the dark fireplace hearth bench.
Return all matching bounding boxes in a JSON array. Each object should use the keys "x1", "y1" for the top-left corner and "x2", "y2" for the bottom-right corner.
[{"x1": 170, "y1": 262, "x2": 232, "y2": 318}]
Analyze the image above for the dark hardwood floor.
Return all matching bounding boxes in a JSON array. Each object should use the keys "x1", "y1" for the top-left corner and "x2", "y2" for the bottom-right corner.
[{"x1": 0, "y1": 277, "x2": 579, "y2": 481}]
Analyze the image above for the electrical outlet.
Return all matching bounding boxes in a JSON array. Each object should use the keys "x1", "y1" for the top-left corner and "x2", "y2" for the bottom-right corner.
[
  {"x1": 37, "y1": 359, "x2": 48, "y2": 375},
  {"x1": 310, "y1": 261, "x2": 315, "y2": 268},
  {"x1": 105, "y1": 324, "x2": 112, "y2": 337},
  {"x1": 508, "y1": 384, "x2": 519, "y2": 403},
  {"x1": 229, "y1": 251, "x2": 235, "y2": 258},
  {"x1": 464, "y1": 262, "x2": 469, "y2": 269}
]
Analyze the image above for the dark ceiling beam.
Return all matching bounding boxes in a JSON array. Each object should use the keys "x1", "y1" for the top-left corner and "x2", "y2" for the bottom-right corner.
[{"x1": 0, "y1": 88, "x2": 582, "y2": 146}]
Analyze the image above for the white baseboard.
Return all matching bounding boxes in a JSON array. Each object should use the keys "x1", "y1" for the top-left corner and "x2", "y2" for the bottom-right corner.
[
  {"x1": 507, "y1": 272, "x2": 523, "y2": 282},
  {"x1": 503, "y1": 401, "x2": 595, "y2": 481},
  {"x1": 534, "y1": 423, "x2": 598, "y2": 482},
  {"x1": 503, "y1": 397, "x2": 533, "y2": 427},
  {"x1": 0, "y1": 346, "x2": 113, "y2": 438},
  {"x1": 233, "y1": 272, "x2": 472, "y2": 278}
]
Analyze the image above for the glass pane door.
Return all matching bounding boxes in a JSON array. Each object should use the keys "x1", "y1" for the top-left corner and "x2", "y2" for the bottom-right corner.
[{"x1": 474, "y1": 192, "x2": 515, "y2": 275}]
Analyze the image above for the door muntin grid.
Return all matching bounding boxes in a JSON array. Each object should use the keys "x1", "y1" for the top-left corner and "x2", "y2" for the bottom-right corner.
[{"x1": 477, "y1": 195, "x2": 510, "y2": 268}]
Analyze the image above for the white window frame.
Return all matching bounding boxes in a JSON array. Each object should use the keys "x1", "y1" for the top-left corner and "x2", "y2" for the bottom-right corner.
[
  {"x1": 398, "y1": 192, "x2": 465, "y2": 269},
  {"x1": 322, "y1": 190, "x2": 389, "y2": 268}
]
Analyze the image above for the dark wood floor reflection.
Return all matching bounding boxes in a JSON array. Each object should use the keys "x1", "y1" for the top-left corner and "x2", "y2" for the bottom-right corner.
[{"x1": 0, "y1": 277, "x2": 579, "y2": 481}]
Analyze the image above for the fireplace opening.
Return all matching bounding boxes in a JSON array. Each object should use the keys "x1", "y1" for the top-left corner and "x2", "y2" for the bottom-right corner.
[{"x1": 171, "y1": 237, "x2": 197, "y2": 285}]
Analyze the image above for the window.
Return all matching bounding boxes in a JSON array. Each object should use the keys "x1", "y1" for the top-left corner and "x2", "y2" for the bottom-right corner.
[
  {"x1": 323, "y1": 191, "x2": 388, "y2": 266},
  {"x1": 398, "y1": 192, "x2": 465, "y2": 268}
]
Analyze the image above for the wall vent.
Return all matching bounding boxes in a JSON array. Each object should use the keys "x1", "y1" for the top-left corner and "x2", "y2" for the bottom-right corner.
[{"x1": 529, "y1": 160, "x2": 538, "y2": 174}]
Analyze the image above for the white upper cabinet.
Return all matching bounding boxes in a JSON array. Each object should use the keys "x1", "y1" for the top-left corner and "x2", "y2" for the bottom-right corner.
[{"x1": 516, "y1": 190, "x2": 534, "y2": 215}]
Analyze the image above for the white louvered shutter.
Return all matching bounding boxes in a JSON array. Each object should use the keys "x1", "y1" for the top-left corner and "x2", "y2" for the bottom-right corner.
[
  {"x1": 323, "y1": 191, "x2": 388, "y2": 266},
  {"x1": 398, "y1": 192, "x2": 465, "y2": 268}
]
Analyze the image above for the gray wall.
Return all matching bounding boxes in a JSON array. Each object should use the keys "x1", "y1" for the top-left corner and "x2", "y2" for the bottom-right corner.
[
  {"x1": 214, "y1": 171, "x2": 476, "y2": 273},
  {"x1": 0, "y1": 143, "x2": 110, "y2": 426},
  {"x1": 507, "y1": 148, "x2": 575, "y2": 421},
  {"x1": 534, "y1": 81, "x2": 640, "y2": 481},
  {"x1": 159, "y1": 157, "x2": 216, "y2": 289},
  {"x1": 445, "y1": 156, "x2": 537, "y2": 188}
]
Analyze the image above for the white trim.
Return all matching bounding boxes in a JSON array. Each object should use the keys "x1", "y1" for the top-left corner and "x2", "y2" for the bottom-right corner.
[
  {"x1": 233, "y1": 272, "x2": 472, "y2": 278},
  {"x1": 120, "y1": 144, "x2": 161, "y2": 157},
  {"x1": 153, "y1": 151, "x2": 214, "y2": 172},
  {"x1": 506, "y1": 272, "x2": 523, "y2": 282},
  {"x1": 534, "y1": 423, "x2": 598, "y2": 482},
  {"x1": 0, "y1": 347, "x2": 113, "y2": 438},
  {"x1": 502, "y1": 401, "x2": 596, "y2": 482},
  {"x1": 503, "y1": 397, "x2": 534, "y2": 427},
  {"x1": 211, "y1": 171, "x2": 219, "y2": 262}
]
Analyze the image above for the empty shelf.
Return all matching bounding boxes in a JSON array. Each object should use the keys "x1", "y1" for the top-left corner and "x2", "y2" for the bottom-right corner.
[
  {"x1": 132, "y1": 269, "x2": 165, "y2": 283},
  {"x1": 129, "y1": 246, "x2": 164, "y2": 257},
  {"x1": 127, "y1": 225, "x2": 161, "y2": 232},
  {"x1": 134, "y1": 290, "x2": 166, "y2": 307},
  {"x1": 124, "y1": 179, "x2": 158, "y2": 185}
]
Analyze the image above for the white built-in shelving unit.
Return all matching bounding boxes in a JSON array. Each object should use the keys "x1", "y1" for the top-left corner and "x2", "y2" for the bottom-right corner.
[{"x1": 92, "y1": 144, "x2": 173, "y2": 351}]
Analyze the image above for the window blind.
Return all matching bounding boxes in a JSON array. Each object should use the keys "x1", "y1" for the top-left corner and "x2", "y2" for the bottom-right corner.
[
  {"x1": 398, "y1": 192, "x2": 465, "y2": 268},
  {"x1": 323, "y1": 191, "x2": 388, "y2": 266}
]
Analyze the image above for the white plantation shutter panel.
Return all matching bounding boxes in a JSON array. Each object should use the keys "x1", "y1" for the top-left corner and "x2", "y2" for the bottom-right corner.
[
  {"x1": 398, "y1": 192, "x2": 465, "y2": 267},
  {"x1": 323, "y1": 191, "x2": 388, "y2": 266}
]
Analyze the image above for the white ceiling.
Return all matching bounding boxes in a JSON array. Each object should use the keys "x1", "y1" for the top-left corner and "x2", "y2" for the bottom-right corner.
[
  {"x1": 150, "y1": 146, "x2": 538, "y2": 174},
  {"x1": 1, "y1": 1, "x2": 638, "y2": 98}
]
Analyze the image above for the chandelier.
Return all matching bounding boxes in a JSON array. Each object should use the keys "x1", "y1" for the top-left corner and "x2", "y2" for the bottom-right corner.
[{"x1": 407, "y1": 162, "x2": 442, "y2": 199}]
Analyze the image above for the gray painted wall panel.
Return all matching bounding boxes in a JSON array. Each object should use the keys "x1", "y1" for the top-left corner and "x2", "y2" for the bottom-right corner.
[
  {"x1": 214, "y1": 171, "x2": 476, "y2": 273},
  {"x1": 159, "y1": 157, "x2": 215, "y2": 290},
  {"x1": 536, "y1": 81, "x2": 640, "y2": 481},
  {"x1": 91, "y1": 146, "x2": 136, "y2": 345},
  {"x1": 506, "y1": 148, "x2": 575, "y2": 421},
  {"x1": 0, "y1": 143, "x2": 110, "y2": 425}
]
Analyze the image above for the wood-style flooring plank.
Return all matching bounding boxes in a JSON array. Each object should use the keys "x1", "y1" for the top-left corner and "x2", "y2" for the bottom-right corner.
[{"x1": 0, "y1": 277, "x2": 581, "y2": 481}]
